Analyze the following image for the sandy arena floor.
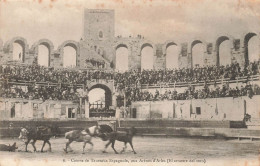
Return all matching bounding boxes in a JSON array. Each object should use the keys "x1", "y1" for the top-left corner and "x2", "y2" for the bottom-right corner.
[{"x1": 0, "y1": 136, "x2": 259, "y2": 166}]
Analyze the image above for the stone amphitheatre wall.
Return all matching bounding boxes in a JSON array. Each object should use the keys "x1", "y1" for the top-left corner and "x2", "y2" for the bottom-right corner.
[{"x1": 0, "y1": 32, "x2": 259, "y2": 70}]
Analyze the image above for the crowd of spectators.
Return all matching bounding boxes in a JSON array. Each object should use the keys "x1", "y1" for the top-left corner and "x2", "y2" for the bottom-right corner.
[
  {"x1": 116, "y1": 34, "x2": 144, "y2": 39},
  {"x1": 0, "y1": 81, "x2": 79, "y2": 101},
  {"x1": 0, "y1": 64, "x2": 114, "y2": 84},
  {"x1": 1, "y1": 60, "x2": 259, "y2": 87},
  {"x1": 89, "y1": 107, "x2": 115, "y2": 115},
  {"x1": 117, "y1": 83, "x2": 260, "y2": 106},
  {"x1": 0, "y1": 59, "x2": 260, "y2": 103},
  {"x1": 88, "y1": 106, "x2": 116, "y2": 118},
  {"x1": 114, "y1": 60, "x2": 260, "y2": 91},
  {"x1": 85, "y1": 58, "x2": 106, "y2": 69}
]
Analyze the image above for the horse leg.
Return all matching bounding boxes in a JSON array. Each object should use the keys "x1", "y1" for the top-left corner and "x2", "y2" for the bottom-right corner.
[
  {"x1": 129, "y1": 141, "x2": 137, "y2": 154},
  {"x1": 31, "y1": 140, "x2": 37, "y2": 152},
  {"x1": 67, "y1": 140, "x2": 73, "y2": 152},
  {"x1": 68, "y1": 144, "x2": 73, "y2": 152},
  {"x1": 88, "y1": 141, "x2": 94, "y2": 152},
  {"x1": 46, "y1": 140, "x2": 52, "y2": 152},
  {"x1": 41, "y1": 141, "x2": 46, "y2": 152},
  {"x1": 82, "y1": 142, "x2": 87, "y2": 154},
  {"x1": 64, "y1": 140, "x2": 73, "y2": 153},
  {"x1": 102, "y1": 141, "x2": 111, "y2": 153},
  {"x1": 120, "y1": 142, "x2": 127, "y2": 154},
  {"x1": 111, "y1": 140, "x2": 118, "y2": 154},
  {"x1": 25, "y1": 139, "x2": 31, "y2": 152},
  {"x1": 65, "y1": 140, "x2": 72, "y2": 153}
]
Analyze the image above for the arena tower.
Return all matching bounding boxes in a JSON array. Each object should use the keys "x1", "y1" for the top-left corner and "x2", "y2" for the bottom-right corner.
[{"x1": 79, "y1": 9, "x2": 115, "y2": 69}]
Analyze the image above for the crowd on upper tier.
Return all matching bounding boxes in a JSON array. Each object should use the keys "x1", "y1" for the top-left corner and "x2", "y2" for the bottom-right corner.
[
  {"x1": 0, "y1": 60, "x2": 259, "y2": 87},
  {"x1": 0, "y1": 65, "x2": 114, "y2": 84}
]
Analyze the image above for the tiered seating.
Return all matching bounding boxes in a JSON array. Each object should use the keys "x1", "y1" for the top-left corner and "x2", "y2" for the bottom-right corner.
[{"x1": 0, "y1": 59, "x2": 259, "y2": 104}]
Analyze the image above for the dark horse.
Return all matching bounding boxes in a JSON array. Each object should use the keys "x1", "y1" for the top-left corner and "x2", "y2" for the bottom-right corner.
[
  {"x1": 19, "y1": 125, "x2": 60, "y2": 152},
  {"x1": 100, "y1": 127, "x2": 137, "y2": 154}
]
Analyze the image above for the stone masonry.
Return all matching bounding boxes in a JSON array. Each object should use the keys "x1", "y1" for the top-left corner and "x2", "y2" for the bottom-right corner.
[{"x1": 0, "y1": 9, "x2": 259, "y2": 70}]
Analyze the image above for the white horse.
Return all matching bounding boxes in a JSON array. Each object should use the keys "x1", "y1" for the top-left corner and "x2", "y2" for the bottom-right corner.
[{"x1": 64, "y1": 125, "x2": 100, "y2": 154}]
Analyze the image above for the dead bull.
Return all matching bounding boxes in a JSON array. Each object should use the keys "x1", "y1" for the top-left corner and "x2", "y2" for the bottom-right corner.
[{"x1": 0, "y1": 142, "x2": 18, "y2": 152}]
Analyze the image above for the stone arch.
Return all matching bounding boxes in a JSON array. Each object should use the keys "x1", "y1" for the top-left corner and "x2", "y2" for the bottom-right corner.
[
  {"x1": 114, "y1": 42, "x2": 129, "y2": 50},
  {"x1": 162, "y1": 40, "x2": 178, "y2": 55},
  {"x1": 138, "y1": 40, "x2": 156, "y2": 56},
  {"x1": 32, "y1": 39, "x2": 54, "y2": 51},
  {"x1": 58, "y1": 40, "x2": 79, "y2": 52},
  {"x1": 58, "y1": 40, "x2": 79, "y2": 67},
  {"x1": 215, "y1": 35, "x2": 234, "y2": 66},
  {"x1": 242, "y1": 32, "x2": 260, "y2": 65},
  {"x1": 191, "y1": 40, "x2": 207, "y2": 50},
  {"x1": 31, "y1": 39, "x2": 54, "y2": 66},
  {"x1": 88, "y1": 84, "x2": 112, "y2": 108},
  {"x1": 5, "y1": 36, "x2": 29, "y2": 62},
  {"x1": 190, "y1": 39, "x2": 207, "y2": 68},
  {"x1": 141, "y1": 43, "x2": 153, "y2": 50}
]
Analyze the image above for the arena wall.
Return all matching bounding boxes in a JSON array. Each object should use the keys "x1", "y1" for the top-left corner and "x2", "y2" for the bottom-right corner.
[
  {"x1": 131, "y1": 95, "x2": 260, "y2": 121},
  {"x1": 1, "y1": 95, "x2": 259, "y2": 121},
  {"x1": 0, "y1": 99, "x2": 81, "y2": 120}
]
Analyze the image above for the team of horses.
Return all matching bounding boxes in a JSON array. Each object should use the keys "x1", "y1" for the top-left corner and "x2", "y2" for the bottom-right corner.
[{"x1": 18, "y1": 124, "x2": 137, "y2": 154}]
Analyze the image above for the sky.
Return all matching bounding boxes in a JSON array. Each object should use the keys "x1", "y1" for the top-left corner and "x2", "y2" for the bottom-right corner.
[{"x1": 0, "y1": 0, "x2": 260, "y2": 47}]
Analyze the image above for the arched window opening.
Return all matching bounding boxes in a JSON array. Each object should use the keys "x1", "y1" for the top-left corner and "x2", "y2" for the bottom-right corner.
[
  {"x1": 116, "y1": 47, "x2": 128, "y2": 72},
  {"x1": 166, "y1": 45, "x2": 179, "y2": 69},
  {"x1": 219, "y1": 40, "x2": 232, "y2": 66},
  {"x1": 248, "y1": 36, "x2": 259, "y2": 63},
  {"x1": 192, "y1": 43, "x2": 204, "y2": 68},
  {"x1": 13, "y1": 42, "x2": 23, "y2": 62},
  {"x1": 38, "y1": 44, "x2": 49, "y2": 67},
  {"x1": 89, "y1": 88, "x2": 105, "y2": 109},
  {"x1": 141, "y1": 46, "x2": 153, "y2": 70},
  {"x1": 63, "y1": 46, "x2": 76, "y2": 68}
]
